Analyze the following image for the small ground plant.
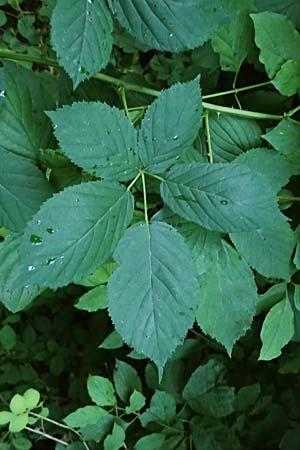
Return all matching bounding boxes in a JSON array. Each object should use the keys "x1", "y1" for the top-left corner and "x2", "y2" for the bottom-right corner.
[{"x1": 0, "y1": 1, "x2": 300, "y2": 449}]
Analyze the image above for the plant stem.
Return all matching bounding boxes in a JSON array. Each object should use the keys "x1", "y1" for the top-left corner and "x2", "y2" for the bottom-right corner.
[
  {"x1": 203, "y1": 80, "x2": 272, "y2": 99},
  {"x1": 286, "y1": 104, "x2": 300, "y2": 117},
  {"x1": 144, "y1": 172, "x2": 165, "y2": 182},
  {"x1": 278, "y1": 196, "x2": 300, "y2": 202},
  {"x1": 127, "y1": 172, "x2": 141, "y2": 191},
  {"x1": 204, "y1": 111, "x2": 213, "y2": 163},
  {"x1": 120, "y1": 86, "x2": 130, "y2": 118},
  {"x1": 0, "y1": 49, "x2": 286, "y2": 121},
  {"x1": 25, "y1": 426, "x2": 68, "y2": 446},
  {"x1": 141, "y1": 172, "x2": 149, "y2": 224}
]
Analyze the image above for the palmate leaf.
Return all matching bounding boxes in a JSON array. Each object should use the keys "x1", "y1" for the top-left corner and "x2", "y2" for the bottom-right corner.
[
  {"x1": 0, "y1": 235, "x2": 42, "y2": 313},
  {"x1": 138, "y1": 78, "x2": 202, "y2": 173},
  {"x1": 0, "y1": 148, "x2": 54, "y2": 232},
  {"x1": 51, "y1": 0, "x2": 113, "y2": 88},
  {"x1": 161, "y1": 162, "x2": 281, "y2": 233},
  {"x1": 108, "y1": 222, "x2": 200, "y2": 376},
  {"x1": 177, "y1": 223, "x2": 256, "y2": 353},
  {"x1": 108, "y1": 0, "x2": 228, "y2": 52},
  {"x1": 0, "y1": 63, "x2": 56, "y2": 160},
  {"x1": 19, "y1": 181, "x2": 134, "y2": 289},
  {"x1": 48, "y1": 102, "x2": 139, "y2": 181},
  {"x1": 212, "y1": 0, "x2": 254, "y2": 73}
]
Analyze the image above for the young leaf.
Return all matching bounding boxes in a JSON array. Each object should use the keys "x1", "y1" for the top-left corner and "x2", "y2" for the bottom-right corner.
[
  {"x1": 134, "y1": 433, "x2": 166, "y2": 450},
  {"x1": 108, "y1": 0, "x2": 228, "y2": 52},
  {"x1": 113, "y1": 360, "x2": 142, "y2": 403},
  {"x1": 99, "y1": 331, "x2": 123, "y2": 350},
  {"x1": 0, "y1": 63, "x2": 56, "y2": 160},
  {"x1": 259, "y1": 294, "x2": 294, "y2": 360},
  {"x1": 87, "y1": 375, "x2": 116, "y2": 407},
  {"x1": 0, "y1": 325, "x2": 17, "y2": 351},
  {"x1": 137, "y1": 78, "x2": 202, "y2": 173},
  {"x1": 64, "y1": 406, "x2": 107, "y2": 428},
  {"x1": 47, "y1": 102, "x2": 140, "y2": 181},
  {"x1": 179, "y1": 224, "x2": 257, "y2": 353},
  {"x1": 208, "y1": 113, "x2": 262, "y2": 162},
  {"x1": 212, "y1": 0, "x2": 254, "y2": 73},
  {"x1": 10, "y1": 395, "x2": 26, "y2": 414},
  {"x1": 103, "y1": 422, "x2": 125, "y2": 450},
  {"x1": 51, "y1": 0, "x2": 113, "y2": 88},
  {"x1": 108, "y1": 222, "x2": 200, "y2": 376},
  {"x1": 0, "y1": 235, "x2": 41, "y2": 313},
  {"x1": 0, "y1": 411, "x2": 13, "y2": 426},
  {"x1": 125, "y1": 390, "x2": 146, "y2": 414},
  {"x1": 23, "y1": 389, "x2": 40, "y2": 410},
  {"x1": 263, "y1": 119, "x2": 300, "y2": 165},
  {"x1": 8, "y1": 413, "x2": 28, "y2": 433},
  {"x1": 0, "y1": 148, "x2": 54, "y2": 232},
  {"x1": 161, "y1": 163, "x2": 280, "y2": 233},
  {"x1": 20, "y1": 181, "x2": 134, "y2": 289},
  {"x1": 251, "y1": 12, "x2": 300, "y2": 95},
  {"x1": 75, "y1": 285, "x2": 108, "y2": 312},
  {"x1": 183, "y1": 360, "x2": 235, "y2": 418},
  {"x1": 273, "y1": 59, "x2": 300, "y2": 96}
]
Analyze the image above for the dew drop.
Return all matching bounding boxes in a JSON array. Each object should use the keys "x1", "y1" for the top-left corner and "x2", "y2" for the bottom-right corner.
[
  {"x1": 47, "y1": 257, "x2": 56, "y2": 265},
  {"x1": 28, "y1": 265, "x2": 36, "y2": 272},
  {"x1": 169, "y1": 33, "x2": 174, "y2": 37},
  {"x1": 173, "y1": 135, "x2": 179, "y2": 140},
  {"x1": 0, "y1": 90, "x2": 6, "y2": 98},
  {"x1": 30, "y1": 234, "x2": 43, "y2": 244},
  {"x1": 220, "y1": 199, "x2": 229, "y2": 205},
  {"x1": 46, "y1": 227, "x2": 55, "y2": 234}
]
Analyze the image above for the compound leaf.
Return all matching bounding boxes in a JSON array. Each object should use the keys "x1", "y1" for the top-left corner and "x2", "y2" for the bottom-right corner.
[
  {"x1": 108, "y1": 222, "x2": 199, "y2": 377},
  {"x1": 108, "y1": 0, "x2": 228, "y2": 52},
  {"x1": 0, "y1": 148, "x2": 54, "y2": 232},
  {"x1": 161, "y1": 163, "x2": 281, "y2": 233},
  {"x1": 48, "y1": 101, "x2": 139, "y2": 181},
  {"x1": 20, "y1": 181, "x2": 134, "y2": 289},
  {"x1": 138, "y1": 78, "x2": 202, "y2": 174},
  {"x1": 51, "y1": 0, "x2": 113, "y2": 88}
]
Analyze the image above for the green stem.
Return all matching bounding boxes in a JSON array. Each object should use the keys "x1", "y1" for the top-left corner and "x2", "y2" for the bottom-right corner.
[
  {"x1": 144, "y1": 172, "x2": 165, "y2": 182},
  {"x1": 278, "y1": 196, "x2": 300, "y2": 202},
  {"x1": 287, "y1": 104, "x2": 300, "y2": 117},
  {"x1": 204, "y1": 111, "x2": 213, "y2": 163},
  {"x1": 25, "y1": 426, "x2": 68, "y2": 446},
  {"x1": 203, "y1": 80, "x2": 272, "y2": 99},
  {"x1": 141, "y1": 172, "x2": 149, "y2": 224},
  {"x1": 0, "y1": 49, "x2": 285, "y2": 121},
  {"x1": 127, "y1": 172, "x2": 141, "y2": 191},
  {"x1": 120, "y1": 86, "x2": 130, "y2": 118}
]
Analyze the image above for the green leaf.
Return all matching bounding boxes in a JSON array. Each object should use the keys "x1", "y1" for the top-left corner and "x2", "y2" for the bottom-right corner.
[
  {"x1": 10, "y1": 395, "x2": 26, "y2": 414},
  {"x1": 234, "y1": 384, "x2": 260, "y2": 412},
  {"x1": 23, "y1": 389, "x2": 40, "y2": 410},
  {"x1": 11, "y1": 437, "x2": 32, "y2": 450},
  {"x1": 230, "y1": 213, "x2": 295, "y2": 280},
  {"x1": 99, "y1": 331, "x2": 123, "y2": 350},
  {"x1": 108, "y1": 222, "x2": 200, "y2": 376},
  {"x1": 192, "y1": 416, "x2": 239, "y2": 450},
  {"x1": 212, "y1": 0, "x2": 254, "y2": 73},
  {"x1": 0, "y1": 63, "x2": 56, "y2": 160},
  {"x1": 137, "y1": 78, "x2": 202, "y2": 173},
  {"x1": 64, "y1": 406, "x2": 108, "y2": 428},
  {"x1": 75, "y1": 285, "x2": 108, "y2": 312},
  {"x1": 273, "y1": 59, "x2": 300, "y2": 96},
  {"x1": 259, "y1": 294, "x2": 294, "y2": 360},
  {"x1": 263, "y1": 119, "x2": 300, "y2": 164},
  {"x1": 113, "y1": 360, "x2": 142, "y2": 403},
  {"x1": 140, "y1": 391, "x2": 176, "y2": 427},
  {"x1": 208, "y1": 113, "x2": 262, "y2": 162},
  {"x1": 47, "y1": 102, "x2": 139, "y2": 181},
  {"x1": 134, "y1": 433, "x2": 166, "y2": 450},
  {"x1": 103, "y1": 423, "x2": 125, "y2": 450},
  {"x1": 295, "y1": 226, "x2": 300, "y2": 270},
  {"x1": 20, "y1": 181, "x2": 134, "y2": 289},
  {"x1": 251, "y1": 12, "x2": 300, "y2": 95},
  {"x1": 181, "y1": 223, "x2": 256, "y2": 353},
  {"x1": 0, "y1": 325, "x2": 17, "y2": 351},
  {"x1": 161, "y1": 163, "x2": 280, "y2": 233},
  {"x1": 256, "y1": 282, "x2": 286, "y2": 316},
  {"x1": 0, "y1": 411, "x2": 13, "y2": 426},
  {"x1": 125, "y1": 390, "x2": 146, "y2": 414},
  {"x1": 51, "y1": 0, "x2": 113, "y2": 88},
  {"x1": 0, "y1": 148, "x2": 54, "y2": 232},
  {"x1": 8, "y1": 413, "x2": 28, "y2": 433},
  {"x1": 76, "y1": 262, "x2": 118, "y2": 287},
  {"x1": 87, "y1": 375, "x2": 116, "y2": 407},
  {"x1": 0, "y1": 235, "x2": 41, "y2": 313},
  {"x1": 108, "y1": 0, "x2": 228, "y2": 52},
  {"x1": 183, "y1": 360, "x2": 235, "y2": 418},
  {"x1": 234, "y1": 148, "x2": 293, "y2": 192},
  {"x1": 256, "y1": 0, "x2": 300, "y2": 27}
]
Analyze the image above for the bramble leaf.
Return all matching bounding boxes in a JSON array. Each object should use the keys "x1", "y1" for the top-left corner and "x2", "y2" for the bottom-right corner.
[
  {"x1": 51, "y1": 0, "x2": 113, "y2": 88},
  {"x1": 48, "y1": 102, "x2": 140, "y2": 181},
  {"x1": 108, "y1": 222, "x2": 199, "y2": 376},
  {"x1": 161, "y1": 163, "x2": 281, "y2": 233},
  {"x1": 20, "y1": 181, "x2": 134, "y2": 289},
  {"x1": 108, "y1": 0, "x2": 228, "y2": 52},
  {"x1": 137, "y1": 78, "x2": 202, "y2": 173}
]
